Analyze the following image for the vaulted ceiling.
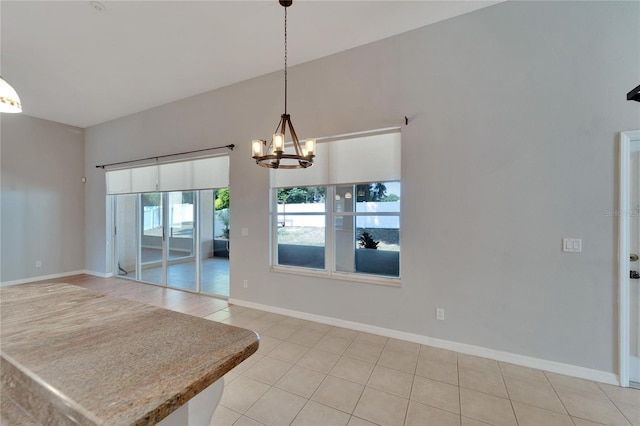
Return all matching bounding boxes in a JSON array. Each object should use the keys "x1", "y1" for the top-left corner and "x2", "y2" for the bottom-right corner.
[{"x1": 1, "y1": 1, "x2": 499, "y2": 128}]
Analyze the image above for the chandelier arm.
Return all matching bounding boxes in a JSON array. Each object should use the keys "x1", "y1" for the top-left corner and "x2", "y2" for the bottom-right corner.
[
  {"x1": 280, "y1": 114, "x2": 291, "y2": 139},
  {"x1": 274, "y1": 114, "x2": 286, "y2": 135},
  {"x1": 286, "y1": 116, "x2": 303, "y2": 156},
  {"x1": 264, "y1": 138, "x2": 273, "y2": 157}
]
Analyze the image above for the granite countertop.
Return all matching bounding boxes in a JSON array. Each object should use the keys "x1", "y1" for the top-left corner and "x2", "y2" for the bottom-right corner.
[{"x1": 0, "y1": 283, "x2": 259, "y2": 425}]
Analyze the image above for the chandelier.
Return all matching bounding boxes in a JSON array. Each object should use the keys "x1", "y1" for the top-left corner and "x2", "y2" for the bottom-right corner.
[
  {"x1": 252, "y1": 0, "x2": 315, "y2": 169},
  {"x1": 0, "y1": 77, "x2": 22, "y2": 113}
]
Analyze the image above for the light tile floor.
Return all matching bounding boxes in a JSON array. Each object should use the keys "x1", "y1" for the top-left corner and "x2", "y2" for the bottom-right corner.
[{"x1": 205, "y1": 306, "x2": 640, "y2": 426}]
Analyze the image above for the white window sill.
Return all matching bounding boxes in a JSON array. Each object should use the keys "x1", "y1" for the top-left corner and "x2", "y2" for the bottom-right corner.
[{"x1": 270, "y1": 265, "x2": 402, "y2": 288}]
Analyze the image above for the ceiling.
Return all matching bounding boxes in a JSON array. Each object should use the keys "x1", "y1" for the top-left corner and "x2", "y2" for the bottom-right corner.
[{"x1": 1, "y1": 1, "x2": 499, "y2": 129}]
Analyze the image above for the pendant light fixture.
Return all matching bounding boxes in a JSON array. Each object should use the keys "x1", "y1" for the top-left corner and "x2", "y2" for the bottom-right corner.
[
  {"x1": 0, "y1": 77, "x2": 22, "y2": 113},
  {"x1": 628, "y1": 84, "x2": 640, "y2": 102},
  {"x1": 252, "y1": 0, "x2": 315, "y2": 169}
]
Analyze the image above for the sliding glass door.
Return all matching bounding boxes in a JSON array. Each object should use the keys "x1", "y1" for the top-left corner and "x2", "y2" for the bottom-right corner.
[
  {"x1": 113, "y1": 189, "x2": 229, "y2": 297},
  {"x1": 200, "y1": 189, "x2": 230, "y2": 297},
  {"x1": 140, "y1": 193, "x2": 164, "y2": 285},
  {"x1": 167, "y1": 191, "x2": 196, "y2": 292},
  {"x1": 115, "y1": 194, "x2": 138, "y2": 279}
]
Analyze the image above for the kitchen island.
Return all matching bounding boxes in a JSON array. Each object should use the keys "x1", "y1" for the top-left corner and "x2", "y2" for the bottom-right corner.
[{"x1": 0, "y1": 283, "x2": 258, "y2": 425}]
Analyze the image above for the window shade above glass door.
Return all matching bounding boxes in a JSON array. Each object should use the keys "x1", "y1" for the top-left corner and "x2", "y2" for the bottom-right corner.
[{"x1": 105, "y1": 155, "x2": 229, "y2": 195}]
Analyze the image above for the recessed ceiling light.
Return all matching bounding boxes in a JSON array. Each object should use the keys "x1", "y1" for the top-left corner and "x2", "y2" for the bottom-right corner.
[{"x1": 89, "y1": 1, "x2": 106, "y2": 12}]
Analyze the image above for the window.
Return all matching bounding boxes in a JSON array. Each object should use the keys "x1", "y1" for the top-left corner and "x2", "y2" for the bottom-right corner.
[
  {"x1": 275, "y1": 187, "x2": 326, "y2": 269},
  {"x1": 272, "y1": 182, "x2": 400, "y2": 281},
  {"x1": 270, "y1": 129, "x2": 401, "y2": 282},
  {"x1": 335, "y1": 182, "x2": 400, "y2": 277}
]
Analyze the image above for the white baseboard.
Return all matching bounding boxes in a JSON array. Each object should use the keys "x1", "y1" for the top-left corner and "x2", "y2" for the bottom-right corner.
[
  {"x1": 84, "y1": 270, "x2": 113, "y2": 278},
  {"x1": 229, "y1": 297, "x2": 619, "y2": 386},
  {"x1": 0, "y1": 270, "x2": 87, "y2": 287}
]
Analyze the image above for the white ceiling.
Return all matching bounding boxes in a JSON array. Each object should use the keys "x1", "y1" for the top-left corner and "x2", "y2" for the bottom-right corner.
[{"x1": 1, "y1": 1, "x2": 499, "y2": 129}]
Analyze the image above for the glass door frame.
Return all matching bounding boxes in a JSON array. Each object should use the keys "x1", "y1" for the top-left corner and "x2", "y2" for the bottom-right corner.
[
  {"x1": 140, "y1": 192, "x2": 166, "y2": 287},
  {"x1": 114, "y1": 191, "x2": 227, "y2": 296},
  {"x1": 113, "y1": 193, "x2": 141, "y2": 281},
  {"x1": 165, "y1": 190, "x2": 200, "y2": 293},
  {"x1": 619, "y1": 130, "x2": 640, "y2": 388}
]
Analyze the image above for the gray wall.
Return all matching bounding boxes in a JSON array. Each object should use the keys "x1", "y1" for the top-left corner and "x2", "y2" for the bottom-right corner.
[
  {"x1": 84, "y1": 1, "x2": 640, "y2": 373},
  {"x1": 1, "y1": 114, "x2": 85, "y2": 282}
]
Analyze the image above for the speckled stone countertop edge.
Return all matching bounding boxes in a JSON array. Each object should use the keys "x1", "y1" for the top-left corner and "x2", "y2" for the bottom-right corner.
[
  {"x1": 0, "y1": 283, "x2": 260, "y2": 425},
  {"x1": 1, "y1": 351, "x2": 102, "y2": 425},
  {"x1": 131, "y1": 338, "x2": 260, "y2": 426}
]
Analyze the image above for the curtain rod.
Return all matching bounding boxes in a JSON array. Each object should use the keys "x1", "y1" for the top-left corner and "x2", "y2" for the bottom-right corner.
[{"x1": 95, "y1": 144, "x2": 235, "y2": 169}]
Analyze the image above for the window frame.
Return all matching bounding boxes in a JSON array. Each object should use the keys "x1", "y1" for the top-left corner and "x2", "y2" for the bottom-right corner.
[
  {"x1": 272, "y1": 190, "x2": 328, "y2": 270},
  {"x1": 270, "y1": 183, "x2": 401, "y2": 286}
]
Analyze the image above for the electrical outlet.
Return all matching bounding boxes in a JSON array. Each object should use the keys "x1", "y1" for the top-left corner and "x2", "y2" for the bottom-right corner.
[
  {"x1": 562, "y1": 237, "x2": 582, "y2": 252},
  {"x1": 36, "y1": 260, "x2": 42, "y2": 268},
  {"x1": 436, "y1": 308, "x2": 445, "y2": 321},
  {"x1": 243, "y1": 280, "x2": 248, "y2": 288}
]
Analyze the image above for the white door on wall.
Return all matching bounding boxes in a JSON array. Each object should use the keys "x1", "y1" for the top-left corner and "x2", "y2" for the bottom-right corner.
[
  {"x1": 620, "y1": 130, "x2": 640, "y2": 388},
  {"x1": 630, "y1": 138, "x2": 640, "y2": 386}
]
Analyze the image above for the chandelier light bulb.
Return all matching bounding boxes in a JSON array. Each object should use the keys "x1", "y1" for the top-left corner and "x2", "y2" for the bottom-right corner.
[
  {"x1": 252, "y1": 140, "x2": 264, "y2": 157},
  {"x1": 305, "y1": 139, "x2": 316, "y2": 156},
  {"x1": 273, "y1": 133, "x2": 285, "y2": 153}
]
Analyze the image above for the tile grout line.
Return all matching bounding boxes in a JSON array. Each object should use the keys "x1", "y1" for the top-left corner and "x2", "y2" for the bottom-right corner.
[
  {"x1": 594, "y1": 382, "x2": 636, "y2": 426},
  {"x1": 498, "y1": 362, "x2": 520, "y2": 426},
  {"x1": 500, "y1": 369, "x2": 581, "y2": 425},
  {"x1": 401, "y1": 343, "x2": 420, "y2": 426},
  {"x1": 239, "y1": 358, "x2": 304, "y2": 426},
  {"x1": 544, "y1": 370, "x2": 577, "y2": 420},
  {"x1": 405, "y1": 372, "x2": 418, "y2": 426},
  {"x1": 399, "y1": 355, "x2": 417, "y2": 426},
  {"x1": 457, "y1": 354, "x2": 463, "y2": 426},
  {"x1": 298, "y1": 347, "x2": 363, "y2": 420},
  {"x1": 285, "y1": 392, "x2": 308, "y2": 426}
]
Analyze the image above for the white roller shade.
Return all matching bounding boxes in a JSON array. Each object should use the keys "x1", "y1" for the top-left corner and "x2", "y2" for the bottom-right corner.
[
  {"x1": 329, "y1": 132, "x2": 401, "y2": 185},
  {"x1": 105, "y1": 156, "x2": 229, "y2": 195},
  {"x1": 106, "y1": 168, "x2": 133, "y2": 195},
  {"x1": 271, "y1": 130, "x2": 400, "y2": 188},
  {"x1": 106, "y1": 165, "x2": 158, "y2": 194},
  {"x1": 131, "y1": 166, "x2": 159, "y2": 193},
  {"x1": 158, "y1": 156, "x2": 229, "y2": 192},
  {"x1": 270, "y1": 142, "x2": 329, "y2": 188}
]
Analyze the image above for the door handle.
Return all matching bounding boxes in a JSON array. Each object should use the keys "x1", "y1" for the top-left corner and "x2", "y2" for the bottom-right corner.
[{"x1": 631, "y1": 270, "x2": 640, "y2": 279}]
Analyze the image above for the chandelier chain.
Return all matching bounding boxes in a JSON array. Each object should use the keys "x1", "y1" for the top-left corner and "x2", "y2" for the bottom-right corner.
[{"x1": 284, "y1": 6, "x2": 288, "y2": 115}]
